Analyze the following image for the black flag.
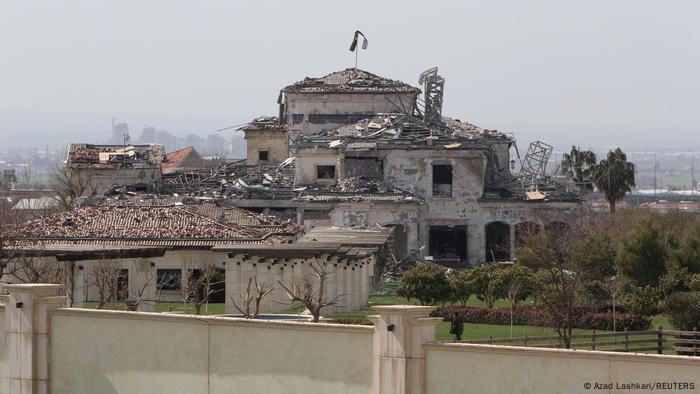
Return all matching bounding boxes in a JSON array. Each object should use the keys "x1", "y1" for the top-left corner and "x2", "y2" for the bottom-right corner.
[{"x1": 349, "y1": 30, "x2": 368, "y2": 52}]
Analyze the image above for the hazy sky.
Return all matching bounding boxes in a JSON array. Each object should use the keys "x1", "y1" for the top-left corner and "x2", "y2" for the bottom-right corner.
[{"x1": 1, "y1": 1, "x2": 699, "y2": 150}]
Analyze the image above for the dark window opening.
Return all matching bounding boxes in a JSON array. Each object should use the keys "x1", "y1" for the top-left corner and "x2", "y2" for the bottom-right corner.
[
  {"x1": 157, "y1": 269, "x2": 181, "y2": 291},
  {"x1": 308, "y1": 114, "x2": 371, "y2": 125},
  {"x1": 258, "y1": 150, "x2": 269, "y2": 161},
  {"x1": 317, "y1": 165, "x2": 336, "y2": 180},
  {"x1": 387, "y1": 224, "x2": 408, "y2": 260},
  {"x1": 116, "y1": 269, "x2": 129, "y2": 301},
  {"x1": 485, "y1": 222, "x2": 511, "y2": 263},
  {"x1": 345, "y1": 158, "x2": 383, "y2": 180},
  {"x1": 292, "y1": 114, "x2": 304, "y2": 125},
  {"x1": 429, "y1": 226, "x2": 467, "y2": 263},
  {"x1": 432, "y1": 164, "x2": 453, "y2": 197}
]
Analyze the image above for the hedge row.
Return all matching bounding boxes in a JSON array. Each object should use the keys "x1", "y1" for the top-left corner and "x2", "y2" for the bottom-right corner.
[{"x1": 432, "y1": 306, "x2": 651, "y2": 331}]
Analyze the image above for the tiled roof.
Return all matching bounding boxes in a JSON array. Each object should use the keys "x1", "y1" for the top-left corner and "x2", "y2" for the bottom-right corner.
[
  {"x1": 8, "y1": 205, "x2": 298, "y2": 246},
  {"x1": 281, "y1": 68, "x2": 420, "y2": 94},
  {"x1": 161, "y1": 147, "x2": 195, "y2": 172}
]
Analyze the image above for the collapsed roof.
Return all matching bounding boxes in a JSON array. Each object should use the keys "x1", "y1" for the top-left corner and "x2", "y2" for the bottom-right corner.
[
  {"x1": 281, "y1": 68, "x2": 421, "y2": 95},
  {"x1": 298, "y1": 114, "x2": 513, "y2": 150},
  {"x1": 67, "y1": 144, "x2": 166, "y2": 169}
]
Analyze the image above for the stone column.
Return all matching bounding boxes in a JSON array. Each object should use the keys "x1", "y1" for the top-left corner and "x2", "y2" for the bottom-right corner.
[
  {"x1": 71, "y1": 263, "x2": 85, "y2": 308},
  {"x1": 5, "y1": 284, "x2": 67, "y2": 394},
  {"x1": 509, "y1": 223, "x2": 516, "y2": 261},
  {"x1": 369, "y1": 306, "x2": 441, "y2": 394},
  {"x1": 225, "y1": 254, "x2": 243, "y2": 314}
]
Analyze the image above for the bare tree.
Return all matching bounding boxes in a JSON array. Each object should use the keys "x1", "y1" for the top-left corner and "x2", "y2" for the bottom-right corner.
[
  {"x1": 49, "y1": 163, "x2": 91, "y2": 211},
  {"x1": 277, "y1": 258, "x2": 343, "y2": 322},
  {"x1": 86, "y1": 258, "x2": 126, "y2": 309},
  {"x1": 182, "y1": 262, "x2": 224, "y2": 315},
  {"x1": 9, "y1": 254, "x2": 63, "y2": 284},
  {"x1": 230, "y1": 276, "x2": 273, "y2": 318}
]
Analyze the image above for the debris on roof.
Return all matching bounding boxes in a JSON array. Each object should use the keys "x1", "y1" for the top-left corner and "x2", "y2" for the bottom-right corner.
[
  {"x1": 7, "y1": 204, "x2": 300, "y2": 247},
  {"x1": 67, "y1": 144, "x2": 166, "y2": 169},
  {"x1": 281, "y1": 68, "x2": 421, "y2": 95},
  {"x1": 238, "y1": 116, "x2": 286, "y2": 132}
]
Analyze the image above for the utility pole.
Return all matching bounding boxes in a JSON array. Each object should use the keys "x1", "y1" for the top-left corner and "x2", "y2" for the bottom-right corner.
[
  {"x1": 692, "y1": 151, "x2": 695, "y2": 196},
  {"x1": 654, "y1": 153, "x2": 658, "y2": 195}
]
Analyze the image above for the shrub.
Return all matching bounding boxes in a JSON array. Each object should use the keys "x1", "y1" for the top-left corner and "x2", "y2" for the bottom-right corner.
[
  {"x1": 665, "y1": 292, "x2": 700, "y2": 331},
  {"x1": 624, "y1": 286, "x2": 662, "y2": 317},
  {"x1": 330, "y1": 318, "x2": 373, "y2": 326},
  {"x1": 432, "y1": 305, "x2": 651, "y2": 331},
  {"x1": 397, "y1": 263, "x2": 451, "y2": 305}
]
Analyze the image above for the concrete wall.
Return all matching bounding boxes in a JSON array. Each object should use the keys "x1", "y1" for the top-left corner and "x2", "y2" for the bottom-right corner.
[
  {"x1": 245, "y1": 129, "x2": 288, "y2": 165},
  {"x1": 76, "y1": 167, "x2": 161, "y2": 195},
  {"x1": 50, "y1": 309, "x2": 373, "y2": 394},
  {"x1": 284, "y1": 92, "x2": 417, "y2": 135},
  {"x1": 225, "y1": 254, "x2": 374, "y2": 314},
  {"x1": 424, "y1": 343, "x2": 700, "y2": 394}
]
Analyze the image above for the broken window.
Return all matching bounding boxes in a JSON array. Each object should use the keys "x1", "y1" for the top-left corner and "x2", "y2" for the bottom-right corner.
[
  {"x1": 258, "y1": 150, "x2": 269, "y2": 161},
  {"x1": 317, "y1": 165, "x2": 336, "y2": 180},
  {"x1": 157, "y1": 269, "x2": 181, "y2": 291},
  {"x1": 429, "y1": 226, "x2": 467, "y2": 261},
  {"x1": 345, "y1": 157, "x2": 383, "y2": 179},
  {"x1": 292, "y1": 114, "x2": 304, "y2": 125},
  {"x1": 308, "y1": 114, "x2": 370, "y2": 124},
  {"x1": 485, "y1": 222, "x2": 511, "y2": 262},
  {"x1": 432, "y1": 164, "x2": 453, "y2": 197}
]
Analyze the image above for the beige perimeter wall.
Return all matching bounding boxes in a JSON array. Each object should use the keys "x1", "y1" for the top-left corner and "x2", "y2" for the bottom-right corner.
[
  {"x1": 50, "y1": 309, "x2": 373, "y2": 394},
  {"x1": 425, "y1": 343, "x2": 700, "y2": 394}
]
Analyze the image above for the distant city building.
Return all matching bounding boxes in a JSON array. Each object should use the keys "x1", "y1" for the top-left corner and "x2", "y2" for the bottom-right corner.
[
  {"x1": 110, "y1": 122, "x2": 129, "y2": 145},
  {"x1": 206, "y1": 134, "x2": 227, "y2": 157}
]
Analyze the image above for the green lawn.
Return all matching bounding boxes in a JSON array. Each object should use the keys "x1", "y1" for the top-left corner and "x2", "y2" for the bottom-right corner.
[
  {"x1": 83, "y1": 291, "x2": 675, "y2": 347},
  {"x1": 332, "y1": 290, "x2": 675, "y2": 343}
]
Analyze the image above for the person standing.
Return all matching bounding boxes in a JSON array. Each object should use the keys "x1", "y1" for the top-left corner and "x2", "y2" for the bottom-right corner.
[{"x1": 449, "y1": 312, "x2": 464, "y2": 341}]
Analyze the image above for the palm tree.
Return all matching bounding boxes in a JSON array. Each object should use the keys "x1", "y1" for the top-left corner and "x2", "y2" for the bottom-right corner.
[
  {"x1": 561, "y1": 146, "x2": 597, "y2": 193},
  {"x1": 592, "y1": 148, "x2": 636, "y2": 213}
]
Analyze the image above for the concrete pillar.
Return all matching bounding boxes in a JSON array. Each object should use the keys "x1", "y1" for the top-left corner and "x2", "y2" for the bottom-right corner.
[
  {"x1": 360, "y1": 260, "x2": 369, "y2": 308},
  {"x1": 337, "y1": 263, "x2": 347, "y2": 313},
  {"x1": 369, "y1": 306, "x2": 441, "y2": 394},
  {"x1": 71, "y1": 264, "x2": 85, "y2": 308},
  {"x1": 4, "y1": 284, "x2": 67, "y2": 394},
  {"x1": 224, "y1": 255, "x2": 243, "y2": 315},
  {"x1": 135, "y1": 259, "x2": 156, "y2": 312},
  {"x1": 270, "y1": 262, "x2": 283, "y2": 313},
  {"x1": 468, "y1": 223, "x2": 486, "y2": 265}
]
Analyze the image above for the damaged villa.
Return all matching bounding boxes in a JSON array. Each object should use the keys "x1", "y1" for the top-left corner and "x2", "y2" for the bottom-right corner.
[
  {"x1": 162, "y1": 67, "x2": 582, "y2": 266},
  {"x1": 3, "y1": 65, "x2": 583, "y2": 312}
]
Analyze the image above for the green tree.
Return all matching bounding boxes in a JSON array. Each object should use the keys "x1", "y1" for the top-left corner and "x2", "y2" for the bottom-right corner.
[
  {"x1": 495, "y1": 264, "x2": 535, "y2": 337},
  {"x1": 561, "y1": 146, "x2": 597, "y2": 193},
  {"x1": 518, "y1": 215, "x2": 615, "y2": 348},
  {"x1": 591, "y1": 148, "x2": 636, "y2": 213},
  {"x1": 616, "y1": 221, "x2": 668, "y2": 287},
  {"x1": 670, "y1": 223, "x2": 700, "y2": 273},
  {"x1": 448, "y1": 270, "x2": 473, "y2": 306},
  {"x1": 397, "y1": 263, "x2": 451, "y2": 306},
  {"x1": 665, "y1": 292, "x2": 700, "y2": 331},
  {"x1": 467, "y1": 263, "x2": 504, "y2": 309}
]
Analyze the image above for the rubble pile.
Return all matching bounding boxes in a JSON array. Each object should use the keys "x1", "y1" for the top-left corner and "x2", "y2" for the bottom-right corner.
[
  {"x1": 67, "y1": 144, "x2": 165, "y2": 169},
  {"x1": 281, "y1": 68, "x2": 421, "y2": 94}
]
